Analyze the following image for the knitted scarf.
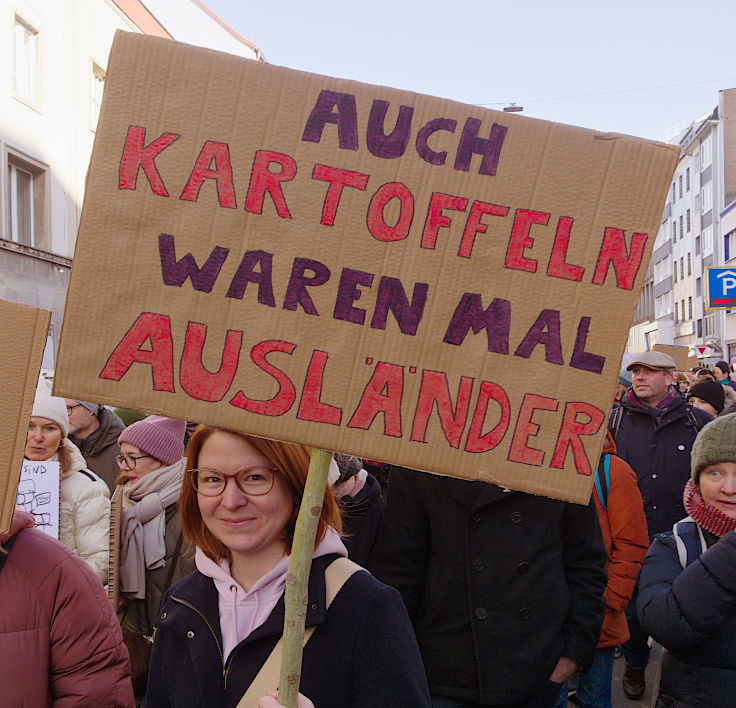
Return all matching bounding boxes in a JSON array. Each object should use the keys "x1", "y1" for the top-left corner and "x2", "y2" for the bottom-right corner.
[
  {"x1": 119, "y1": 457, "x2": 186, "y2": 599},
  {"x1": 623, "y1": 385, "x2": 679, "y2": 418},
  {"x1": 683, "y1": 478, "x2": 736, "y2": 538}
]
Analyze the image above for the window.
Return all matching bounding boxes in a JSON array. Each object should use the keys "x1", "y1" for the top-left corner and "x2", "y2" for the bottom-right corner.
[
  {"x1": 672, "y1": 220, "x2": 677, "y2": 240},
  {"x1": 725, "y1": 229, "x2": 736, "y2": 262},
  {"x1": 6, "y1": 151, "x2": 49, "y2": 250},
  {"x1": 680, "y1": 257, "x2": 684, "y2": 280},
  {"x1": 13, "y1": 15, "x2": 40, "y2": 107},
  {"x1": 703, "y1": 225, "x2": 713, "y2": 255},
  {"x1": 687, "y1": 253, "x2": 691, "y2": 276},
  {"x1": 701, "y1": 136, "x2": 713, "y2": 169},
  {"x1": 90, "y1": 63, "x2": 105, "y2": 131},
  {"x1": 674, "y1": 301, "x2": 679, "y2": 322},
  {"x1": 688, "y1": 296, "x2": 693, "y2": 319},
  {"x1": 679, "y1": 215, "x2": 684, "y2": 239},
  {"x1": 654, "y1": 258, "x2": 671, "y2": 283},
  {"x1": 705, "y1": 312, "x2": 715, "y2": 336},
  {"x1": 672, "y1": 183, "x2": 676, "y2": 203},
  {"x1": 697, "y1": 319, "x2": 702, "y2": 337},
  {"x1": 696, "y1": 277, "x2": 702, "y2": 297},
  {"x1": 686, "y1": 167, "x2": 691, "y2": 192},
  {"x1": 695, "y1": 235, "x2": 701, "y2": 255},
  {"x1": 678, "y1": 175, "x2": 683, "y2": 199},
  {"x1": 686, "y1": 208, "x2": 691, "y2": 232},
  {"x1": 682, "y1": 299, "x2": 686, "y2": 321},
  {"x1": 674, "y1": 264, "x2": 678, "y2": 282},
  {"x1": 701, "y1": 182, "x2": 713, "y2": 214}
]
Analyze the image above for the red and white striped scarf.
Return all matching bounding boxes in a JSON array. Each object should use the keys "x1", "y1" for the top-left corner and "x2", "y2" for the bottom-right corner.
[{"x1": 683, "y1": 478, "x2": 736, "y2": 537}]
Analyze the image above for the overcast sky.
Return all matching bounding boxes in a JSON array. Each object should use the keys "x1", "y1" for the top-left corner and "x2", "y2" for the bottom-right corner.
[{"x1": 203, "y1": 0, "x2": 736, "y2": 141}]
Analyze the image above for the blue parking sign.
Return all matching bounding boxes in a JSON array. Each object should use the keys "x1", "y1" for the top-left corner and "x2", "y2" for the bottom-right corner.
[{"x1": 707, "y1": 267, "x2": 736, "y2": 309}]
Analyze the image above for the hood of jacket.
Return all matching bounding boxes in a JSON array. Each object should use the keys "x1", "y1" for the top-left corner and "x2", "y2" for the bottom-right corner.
[
  {"x1": 195, "y1": 526, "x2": 347, "y2": 660},
  {"x1": 72, "y1": 407, "x2": 125, "y2": 458},
  {"x1": 602, "y1": 430, "x2": 616, "y2": 456}
]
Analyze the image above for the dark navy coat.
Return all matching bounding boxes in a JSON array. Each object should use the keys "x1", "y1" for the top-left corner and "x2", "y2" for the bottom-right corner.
[
  {"x1": 638, "y1": 528, "x2": 736, "y2": 707},
  {"x1": 612, "y1": 393, "x2": 711, "y2": 538},
  {"x1": 144, "y1": 554, "x2": 430, "y2": 707}
]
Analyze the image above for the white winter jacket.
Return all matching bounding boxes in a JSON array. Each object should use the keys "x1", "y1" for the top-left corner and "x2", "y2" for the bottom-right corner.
[{"x1": 58, "y1": 439, "x2": 110, "y2": 584}]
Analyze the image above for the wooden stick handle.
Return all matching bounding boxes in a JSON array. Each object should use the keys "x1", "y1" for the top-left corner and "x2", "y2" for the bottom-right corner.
[{"x1": 277, "y1": 448, "x2": 331, "y2": 708}]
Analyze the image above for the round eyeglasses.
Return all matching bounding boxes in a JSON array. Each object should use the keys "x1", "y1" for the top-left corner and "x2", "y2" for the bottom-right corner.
[
  {"x1": 116, "y1": 453, "x2": 153, "y2": 469},
  {"x1": 191, "y1": 467, "x2": 277, "y2": 497},
  {"x1": 66, "y1": 403, "x2": 84, "y2": 415}
]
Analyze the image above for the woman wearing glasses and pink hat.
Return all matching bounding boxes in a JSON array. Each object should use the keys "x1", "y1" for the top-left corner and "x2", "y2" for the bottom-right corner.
[
  {"x1": 144, "y1": 425, "x2": 429, "y2": 707},
  {"x1": 111, "y1": 414, "x2": 195, "y2": 700}
]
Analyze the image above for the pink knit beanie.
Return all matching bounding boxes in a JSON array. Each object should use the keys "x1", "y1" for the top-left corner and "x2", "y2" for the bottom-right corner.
[{"x1": 118, "y1": 415, "x2": 186, "y2": 465}]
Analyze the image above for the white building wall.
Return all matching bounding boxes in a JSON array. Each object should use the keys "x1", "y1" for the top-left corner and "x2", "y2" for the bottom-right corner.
[
  {"x1": 0, "y1": 0, "x2": 141, "y2": 359},
  {"x1": 0, "y1": 0, "x2": 262, "y2": 365},
  {"x1": 139, "y1": 0, "x2": 262, "y2": 59}
]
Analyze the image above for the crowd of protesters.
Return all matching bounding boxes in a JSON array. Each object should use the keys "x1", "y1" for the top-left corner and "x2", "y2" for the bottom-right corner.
[{"x1": 1, "y1": 356, "x2": 735, "y2": 707}]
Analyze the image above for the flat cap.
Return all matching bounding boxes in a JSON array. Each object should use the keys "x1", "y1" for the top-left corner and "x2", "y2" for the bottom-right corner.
[{"x1": 626, "y1": 351, "x2": 677, "y2": 371}]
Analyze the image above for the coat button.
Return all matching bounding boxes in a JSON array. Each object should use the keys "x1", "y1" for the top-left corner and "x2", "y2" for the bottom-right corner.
[
  {"x1": 510, "y1": 512, "x2": 522, "y2": 524},
  {"x1": 652, "y1": 474, "x2": 657, "y2": 479},
  {"x1": 472, "y1": 559, "x2": 486, "y2": 572},
  {"x1": 678, "y1": 444, "x2": 685, "y2": 450},
  {"x1": 474, "y1": 607, "x2": 488, "y2": 621},
  {"x1": 519, "y1": 608, "x2": 531, "y2": 621},
  {"x1": 186, "y1": 630, "x2": 195, "y2": 639},
  {"x1": 517, "y1": 562, "x2": 529, "y2": 575},
  {"x1": 160, "y1": 612, "x2": 167, "y2": 619}
]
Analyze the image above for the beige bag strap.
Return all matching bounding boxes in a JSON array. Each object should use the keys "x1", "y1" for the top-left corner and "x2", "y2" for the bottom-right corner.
[{"x1": 237, "y1": 557, "x2": 362, "y2": 708}]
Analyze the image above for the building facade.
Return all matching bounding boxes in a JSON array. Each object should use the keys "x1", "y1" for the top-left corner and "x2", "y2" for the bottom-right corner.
[
  {"x1": 627, "y1": 87, "x2": 736, "y2": 369},
  {"x1": 0, "y1": 0, "x2": 261, "y2": 367}
]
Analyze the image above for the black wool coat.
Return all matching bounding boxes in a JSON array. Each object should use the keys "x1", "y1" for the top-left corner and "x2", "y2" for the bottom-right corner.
[
  {"x1": 144, "y1": 554, "x2": 430, "y2": 707},
  {"x1": 372, "y1": 468, "x2": 608, "y2": 706}
]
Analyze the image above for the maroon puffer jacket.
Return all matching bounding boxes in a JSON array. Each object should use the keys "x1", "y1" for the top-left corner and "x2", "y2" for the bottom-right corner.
[{"x1": 0, "y1": 509, "x2": 134, "y2": 706}]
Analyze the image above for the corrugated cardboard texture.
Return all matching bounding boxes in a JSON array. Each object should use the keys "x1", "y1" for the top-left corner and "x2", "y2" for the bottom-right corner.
[
  {"x1": 55, "y1": 32, "x2": 678, "y2": 503},
  {"x1": 653, "y1": 344, "x2": 689, "y2": 371},
  {"x1": 0, "y1": 300, "x2": 50, "y2": 534}
]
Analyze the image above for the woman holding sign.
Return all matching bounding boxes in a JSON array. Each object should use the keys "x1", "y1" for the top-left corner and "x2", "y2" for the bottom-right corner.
[
  {"x1": 25, "y1": 379, "x2": 110, "y2": 584},
  {"x1": 145, "y1": 425, "x2": 430, "y2": 707}
]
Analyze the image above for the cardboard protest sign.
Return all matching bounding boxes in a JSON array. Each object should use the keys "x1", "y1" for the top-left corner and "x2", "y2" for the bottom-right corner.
[
  {"x1": 54, "y1": 32, "x2": 678, "y2": 503},
  {"x1": 0, "y1": 299, "x2": 50, "y2": 534},
  {"x1": 16, "y1": 460, "x2": 60, "y2": 538},
  {"x1": 653, "y1": 344, "x2": 689, "y2": 372}
]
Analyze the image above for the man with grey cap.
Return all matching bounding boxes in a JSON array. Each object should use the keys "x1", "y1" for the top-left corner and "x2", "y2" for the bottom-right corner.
[
  {"x1": 66, "y1": 399, "x2": 125, "y2": 492},
  {"x1": 610, "y1": 350, "x2": 712, "y2": 699}
]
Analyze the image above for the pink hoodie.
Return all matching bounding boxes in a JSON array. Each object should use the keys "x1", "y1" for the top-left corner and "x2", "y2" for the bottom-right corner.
[{"x1": 195, "y1": 527, "x2": 347, "y2": 661}]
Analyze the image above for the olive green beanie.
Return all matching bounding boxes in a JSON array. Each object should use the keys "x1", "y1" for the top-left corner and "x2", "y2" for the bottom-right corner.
[{"x1": 691, "y1": 412, "x2": 736, "y2": 482}]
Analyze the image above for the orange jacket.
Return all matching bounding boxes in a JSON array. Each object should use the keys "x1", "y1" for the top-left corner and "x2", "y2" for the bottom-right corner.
[{"x1": 594, "y1": 433, "x2": 649, "y2": 647}]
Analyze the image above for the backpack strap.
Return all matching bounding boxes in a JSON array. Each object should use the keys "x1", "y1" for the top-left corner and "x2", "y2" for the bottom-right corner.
[
  {"x1": 594, "y1": 455, "x2": 611, "y2": 511},
  {"x1": 672, "y1": 518, "x2": 708, "y2": 569},
  {"x1": 236, "y1": 557, "x2": 362, "y2": 707},
  {"x1": 685, "y1": 406, "x2": 705, "y2": 434},
  {"x1": 608, "y1": 406, "x2": 624, "y2": 439}
]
